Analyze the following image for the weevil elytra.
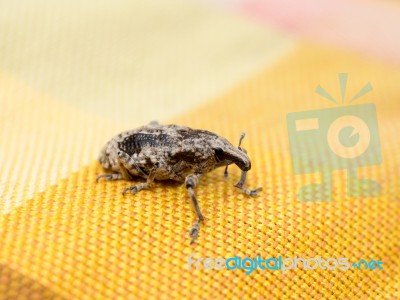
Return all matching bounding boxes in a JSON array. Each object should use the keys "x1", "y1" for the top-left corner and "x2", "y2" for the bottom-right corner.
[{"x1": 96, "y1": 122, "x2": 262, "y2": 244}]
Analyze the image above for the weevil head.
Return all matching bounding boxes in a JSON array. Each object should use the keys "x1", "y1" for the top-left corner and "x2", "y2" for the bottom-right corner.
[{"x1": 207, "y1": 135, "x2": 251, "y2": 172}]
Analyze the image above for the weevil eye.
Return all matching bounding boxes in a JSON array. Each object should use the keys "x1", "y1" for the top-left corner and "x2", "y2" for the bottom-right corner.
[{"x1": 213, "y1": 147, "x2": 224, "y2": 162}]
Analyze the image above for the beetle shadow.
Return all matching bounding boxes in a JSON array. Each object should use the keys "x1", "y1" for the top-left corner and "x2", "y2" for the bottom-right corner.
[{"x1": 153, "y1": 179, "x2": 184, "y2": 190}]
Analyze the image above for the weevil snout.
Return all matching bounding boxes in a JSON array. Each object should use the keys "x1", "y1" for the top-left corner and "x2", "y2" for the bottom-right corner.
[
  {"x1": 237, "y1": 146, "x2": 251, "y2": 171},
  {"x1": 221, "y1": 146, "x2": 251, "y2": 171},
  {"x1": 233, "y1": 151, "x2": 251, "y2": 171},
  {"x1": 212, "y1": 133, "x2": 252, "y2": 172},
  {"x1": 239, "y1": 160, "x2": 251, "y2": 172}
]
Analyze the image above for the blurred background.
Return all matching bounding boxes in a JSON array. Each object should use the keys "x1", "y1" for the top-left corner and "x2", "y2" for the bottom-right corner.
[{"x1": 0, "y1": 0, "x2": 399, "y2": 299}]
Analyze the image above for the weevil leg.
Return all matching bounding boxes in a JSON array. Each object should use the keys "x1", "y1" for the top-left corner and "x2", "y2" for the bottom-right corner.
[
  {"x1": 234, "y1": 171, "x2": 262, "y2": 196},
  {"x1": 224, "y1": 164, "x2": 229, "y2": 180},
  {"x1": 121, "y1": 162, "x2": 159, "y2": 195},
  {"x1": 234, "y1": 147, "x2": 263, "y2": 196},
  {"x1": 185, "y1": 174, "x2": 205, "y2": 244},
  {"x1": 96, "y1": 173, "x2": 123, "y2": 182}
]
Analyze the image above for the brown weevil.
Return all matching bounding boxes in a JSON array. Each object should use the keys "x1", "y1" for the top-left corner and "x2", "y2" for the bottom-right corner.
[{"x1": 96, "y1": 122, "x2": 262, "y2": 244}]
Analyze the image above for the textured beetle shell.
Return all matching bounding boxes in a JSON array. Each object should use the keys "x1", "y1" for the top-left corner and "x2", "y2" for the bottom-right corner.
[{"x1": 99, "y1": 124, "x2": 251, "y2": 182}]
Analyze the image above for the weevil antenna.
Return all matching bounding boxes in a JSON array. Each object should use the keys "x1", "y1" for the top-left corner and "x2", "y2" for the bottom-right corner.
[{"x1": 238, "y1": 132, "x2": 246, "y2": 148}]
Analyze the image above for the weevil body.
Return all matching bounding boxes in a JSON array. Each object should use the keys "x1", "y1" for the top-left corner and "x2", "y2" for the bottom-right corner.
[{"x1": 97, "y1": 122, "x2": 262, "y2": 243}]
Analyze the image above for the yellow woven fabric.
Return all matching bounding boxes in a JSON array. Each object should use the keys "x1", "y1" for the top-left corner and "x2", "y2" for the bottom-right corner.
[
  {"x1": 0, "y1": 42, "x2": 399, "y2": 299},
  {"x1": 0, "y1": 0, "x2": 292, "y2": 215}
]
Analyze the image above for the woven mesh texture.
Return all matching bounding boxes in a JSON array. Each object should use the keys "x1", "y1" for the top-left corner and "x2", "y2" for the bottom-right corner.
[
  {"x1": 0, "y1": 0, "x2": 292, "y2": 214},
  {"x1": 0, "y1": 43, "x2": 399, "y2": 299}
]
